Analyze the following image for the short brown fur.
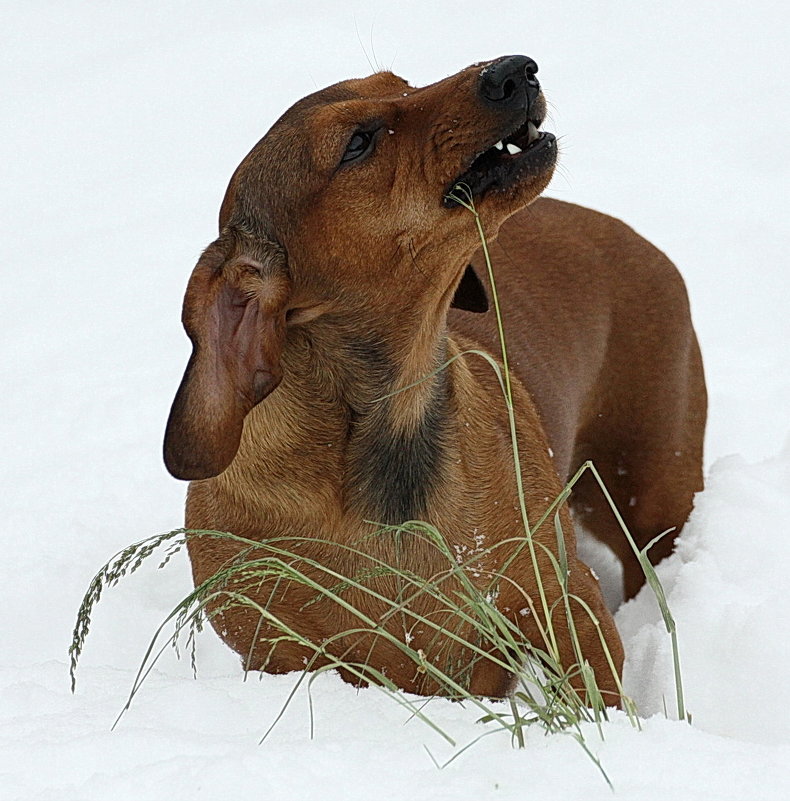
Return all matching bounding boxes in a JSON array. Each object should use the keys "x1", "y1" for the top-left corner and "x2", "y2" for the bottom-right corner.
[{"x1": 164, "y1": 59, "x2": 706, "y2": 702}]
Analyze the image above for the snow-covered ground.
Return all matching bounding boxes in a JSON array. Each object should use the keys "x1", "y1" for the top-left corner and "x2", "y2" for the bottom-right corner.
[{"x1": 2, "y1": 2, "x2": 789, "y2": 798}]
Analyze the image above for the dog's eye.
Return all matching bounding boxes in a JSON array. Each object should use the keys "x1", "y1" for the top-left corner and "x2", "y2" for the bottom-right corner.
[{"x1": 341, "y1": 130, "x2": 375, "y2": 164}]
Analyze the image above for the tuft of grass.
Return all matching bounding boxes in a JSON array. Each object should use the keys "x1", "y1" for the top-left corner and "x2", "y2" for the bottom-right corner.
[
  {"x1": 70, "y1": 523, "x2": 619, "y2": 779},
  {"x1": 69, "y1": 186, "x2": 687, "y2": 786}
]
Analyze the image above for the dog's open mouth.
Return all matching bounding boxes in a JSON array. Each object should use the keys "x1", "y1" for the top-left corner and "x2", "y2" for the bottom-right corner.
[{"x1": 444, "y1": 117, "x2": 557, "y2": 207}]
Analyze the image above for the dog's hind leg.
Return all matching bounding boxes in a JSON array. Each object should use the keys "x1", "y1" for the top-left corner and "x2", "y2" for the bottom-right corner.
[{"x1": 569, "y1": 335, "x2": 706, "y2": 601}]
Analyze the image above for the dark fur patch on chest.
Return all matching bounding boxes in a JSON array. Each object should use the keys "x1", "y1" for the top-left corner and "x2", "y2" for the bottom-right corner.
[{"x1": 343, "y1": 340, "x2": 449, "y2": 525}]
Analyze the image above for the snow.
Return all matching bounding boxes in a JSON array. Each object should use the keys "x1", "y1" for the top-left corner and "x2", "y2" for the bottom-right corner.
[
  {"x1": 2, "y1": 1, "x2": 789, "y2": 798},
  {"x1": 619, "y1": 445, "x2": 790, "y2": 745}
]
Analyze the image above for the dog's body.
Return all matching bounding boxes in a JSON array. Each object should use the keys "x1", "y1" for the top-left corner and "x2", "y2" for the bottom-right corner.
[
  {"x1": 164, "y1": 57, "x2": 705, "y2": 702},
  {"x1": 460, "y1": 198, "x2": 706, "y2": 601}
]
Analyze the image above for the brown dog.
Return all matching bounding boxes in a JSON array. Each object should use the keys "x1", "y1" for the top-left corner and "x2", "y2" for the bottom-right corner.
[{"x1": 163, "y1": 56, "x2": 705, "y2": 702}]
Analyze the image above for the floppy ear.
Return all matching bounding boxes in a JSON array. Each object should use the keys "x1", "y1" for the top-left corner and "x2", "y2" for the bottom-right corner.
[
  {"x1": 450, "y1": 265, "x2": 489, "y2": 313},
  {"x1": 164, "y1": 239, "x2": 290, "y2": 480}
]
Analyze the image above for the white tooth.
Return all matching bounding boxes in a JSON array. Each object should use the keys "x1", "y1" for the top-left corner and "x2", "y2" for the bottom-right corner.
[
  {"x1": 506, "y1": 142, "x2": 522, "y2": 155},
  {"x1": 527, "y1": 121, "x2": 539, "y2": 143},
  {"x1": 494, "y1": 140, "x2": 504, "y2": 150}
]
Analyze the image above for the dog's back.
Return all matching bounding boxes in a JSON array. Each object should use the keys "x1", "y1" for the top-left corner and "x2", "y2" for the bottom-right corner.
[{"x1": 453, "y1": 197, "x2": 706, "y2": 598}]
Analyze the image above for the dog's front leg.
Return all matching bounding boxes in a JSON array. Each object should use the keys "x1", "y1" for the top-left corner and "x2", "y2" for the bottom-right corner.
[{"x1": 469, "y1": 533, "x2": 624, "y2": 707}]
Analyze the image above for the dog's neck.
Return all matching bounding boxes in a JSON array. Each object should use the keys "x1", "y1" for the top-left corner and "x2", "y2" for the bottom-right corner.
[
  {"x1": 281, "y1": 309, "x2": 454, "y2": 525},
  {"x1": 344, "y1": 337, "x2": 451, "y2": 526}
]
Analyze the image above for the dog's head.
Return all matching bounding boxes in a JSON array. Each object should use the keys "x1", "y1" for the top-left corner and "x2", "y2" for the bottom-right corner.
[{"x1": 164, "y1": 56, "x2": 556, "y2": 480}]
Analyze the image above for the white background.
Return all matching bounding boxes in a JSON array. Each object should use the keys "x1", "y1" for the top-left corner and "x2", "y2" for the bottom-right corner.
[{"x1": 2, "y1": 2, "x2": 789, "y2": 798}]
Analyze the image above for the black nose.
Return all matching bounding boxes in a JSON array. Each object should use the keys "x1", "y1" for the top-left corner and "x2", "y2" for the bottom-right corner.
[{"x1": 479, "y1": 55, "x2": 540, "y2": 109}]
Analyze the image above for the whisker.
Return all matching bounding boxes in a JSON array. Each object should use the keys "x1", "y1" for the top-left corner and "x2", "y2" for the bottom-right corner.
[{"x1": 354, "y1": 17, "x2": 376, "y2": 74}]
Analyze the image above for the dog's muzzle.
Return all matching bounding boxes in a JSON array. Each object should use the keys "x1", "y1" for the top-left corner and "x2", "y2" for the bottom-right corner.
[{"x1": 445, "y1": 55, "x2": 557, "y2": 207}]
